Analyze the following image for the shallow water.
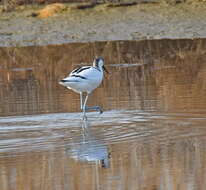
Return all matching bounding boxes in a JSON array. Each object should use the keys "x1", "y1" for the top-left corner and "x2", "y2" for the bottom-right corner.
[{"x1": 1, "y1": 39, "x2": 206, "y2": 190}]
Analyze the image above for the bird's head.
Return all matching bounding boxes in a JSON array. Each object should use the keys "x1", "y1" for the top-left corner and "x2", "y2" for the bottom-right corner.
[{"x1": 93, "y1": 57, "x2": 108, "y2": 73}]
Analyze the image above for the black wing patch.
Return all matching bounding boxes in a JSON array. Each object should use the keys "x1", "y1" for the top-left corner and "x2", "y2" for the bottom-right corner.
[
  {"x1": 71, "y1": 67, "x2": 82, "y2": 74},
  {"x1": 60, "y1": 79, "x2": 72, "y2": 83},
  {"x1": 71, "y1": 66, "x2": 91, "y2": 74},
  {"x1": 71, "y1": 75, "x2": 87, "y2": 79}
]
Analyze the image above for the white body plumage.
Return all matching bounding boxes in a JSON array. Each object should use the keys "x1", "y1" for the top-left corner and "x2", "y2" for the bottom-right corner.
[
  {"x1": 59, "y1": 57, "x2": 107, "y2": 117},
  {"x1": 59, "y1": 58, "x2": 105, "y2": 94},
  {"x1": 60, "y1": 66, "x2": 104, "y2": 93}
]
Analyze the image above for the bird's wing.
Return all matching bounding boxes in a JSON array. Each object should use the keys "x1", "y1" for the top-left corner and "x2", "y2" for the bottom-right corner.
[
  {"x1": 69, "y1": 66, "x2": 100, "y2": 80},
  {"x1": 60, "y1": 67, "x2": 91, "y2": 83},
  {"x1": 69, "y1": 66, "x2": 91, "y2": 76}
]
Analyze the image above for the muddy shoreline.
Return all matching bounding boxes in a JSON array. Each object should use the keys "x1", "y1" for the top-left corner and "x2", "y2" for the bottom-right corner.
[{"x1": 0, "y1": 1, "x2": 206, "y2": 47}]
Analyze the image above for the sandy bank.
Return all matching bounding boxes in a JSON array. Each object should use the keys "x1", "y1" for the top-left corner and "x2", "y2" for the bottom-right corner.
[{"x1": 0, "y1": 1, "x2": 206, "y2": 47}]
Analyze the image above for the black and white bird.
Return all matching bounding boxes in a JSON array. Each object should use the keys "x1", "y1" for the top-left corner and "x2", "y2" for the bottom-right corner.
[{"x1": 59, "y1": 57, "x2": 108, "y2": 118}]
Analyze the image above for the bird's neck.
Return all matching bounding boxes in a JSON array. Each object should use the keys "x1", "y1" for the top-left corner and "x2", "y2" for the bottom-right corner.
[
  {"x1": 98, "y1": 66, "x2": 103, "y2": 72},
  {"x1": 93, "y1": 64, "x2": 103, "y2": 72}
]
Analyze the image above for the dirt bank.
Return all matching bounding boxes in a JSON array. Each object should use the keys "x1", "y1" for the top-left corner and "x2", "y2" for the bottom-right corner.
[{"x1": 0, "y1": 1, "x2": 206, "y2": 47}]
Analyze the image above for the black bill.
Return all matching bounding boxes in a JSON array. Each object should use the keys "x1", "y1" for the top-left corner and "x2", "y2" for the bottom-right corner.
[{"x1": 103, "y1": 65, "x2": 109, "y2": 74}]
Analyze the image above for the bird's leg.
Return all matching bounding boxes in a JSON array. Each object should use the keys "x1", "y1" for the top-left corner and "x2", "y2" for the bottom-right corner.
[
  {"x1": 84, "y1": 93, "x2": 103, "y2": 114},
  {"x1": 82, "y1": 93, "x2": 103, "y2": 117},
  {"x1": 80, "y1": 92, "x2": 83, "y2": 110},
  {"x1": 83, "y1": 93, "x2": 89, "y2": 119}
]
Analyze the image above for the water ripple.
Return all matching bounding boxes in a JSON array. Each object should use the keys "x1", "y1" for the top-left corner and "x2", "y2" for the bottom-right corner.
[{"x1": 1, "y1": 110, "x2": 206, "y2": 157}]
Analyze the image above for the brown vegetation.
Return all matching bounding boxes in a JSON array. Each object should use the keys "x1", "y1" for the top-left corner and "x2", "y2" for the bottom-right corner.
[{"x1": 31, "y1": 3, "x2": 67, "y2": 18}]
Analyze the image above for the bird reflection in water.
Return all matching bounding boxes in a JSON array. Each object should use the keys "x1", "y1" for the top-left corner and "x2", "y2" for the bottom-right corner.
[{"x1": 66, "y1": 118, "x2": 111, "y2": 168}]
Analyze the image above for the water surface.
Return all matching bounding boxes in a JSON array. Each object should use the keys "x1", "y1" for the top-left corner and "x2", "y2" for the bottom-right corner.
[{"x1": 1, "y1": 39, "x2": 206, "y2": 190}]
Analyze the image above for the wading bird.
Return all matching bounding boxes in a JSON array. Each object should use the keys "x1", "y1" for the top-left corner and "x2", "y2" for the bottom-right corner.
[{"x1": 59, "y1": 57, "x2": 108, "y2": 118}]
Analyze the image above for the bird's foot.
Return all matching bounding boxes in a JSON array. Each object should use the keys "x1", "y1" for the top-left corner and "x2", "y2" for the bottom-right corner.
[{"x1": 82, "y1": 106, "x2": 103, "y2": 114}]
